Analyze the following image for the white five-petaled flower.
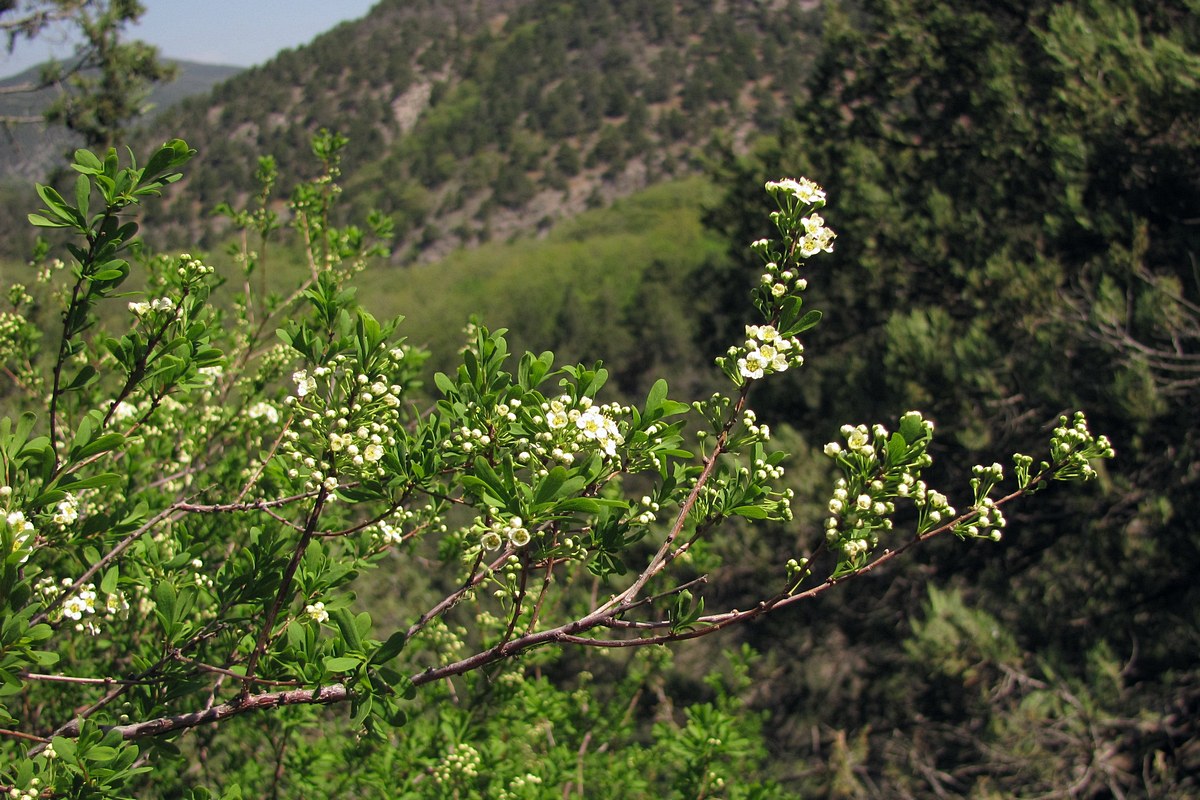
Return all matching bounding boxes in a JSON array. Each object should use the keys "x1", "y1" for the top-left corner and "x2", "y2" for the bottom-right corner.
[
  {"x1": 305, "y1": 602, "x2": 329, "y2": 623},
  {"x1": 738, "y1": 351, "x2": 767, "y2": 380}
]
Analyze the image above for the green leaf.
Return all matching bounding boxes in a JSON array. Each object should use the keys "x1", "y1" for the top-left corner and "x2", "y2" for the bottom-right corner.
[
  {"x1": 472, "y1": 457, "x2": 510, "y2": 504},
  {"x1": 153, "y1": 582, "x2": 177, "y2": 630},
  {"x1": 29, "y1": 649, "x2": 58, "y2": 667},
  {"x1": 323, "y1": 655, "x2": 363, "y2": 673},
  {"x1": 533, "y1": 467, "x2": 569, "y2": 505},
  {"x1": 27, "y1": 213, "x2": 72, "y2": 229},
  {"x1": 142, "y1": 138, "x2": 194, "y2": 182},
  {"x1": 886, "y1": 433, "x2": 908, "y2": 467},
  {"x1": 332, "y1": 607, "x2": 364, "y2": 653},
  {"x1": 62, "y1": 472, "x2": 123, "y2": 492},
  {"x1": 553, "y1": 497, "x2": 602, "y2": 514},
  {"x1": 286, "y1": 618, "x2": 308, "y2": 655},
  {"x1": 84, "y1": 745, "x2": 119, "y2": 762},
  {"x1": 645, "y1": 378, "x2": 668, "y2": 416},
  {"x1": 51, "y1": 736, "x2": 76, "y2": 761},
  {"x1": 371, "y1": 631, "x2": 407, "y2": 665},
  {"x1": 730, "y1": 505, "x2": 769, "y2": 519},
  {"x1": 36, "y1": 183, "x2": 74, "y2": 220},
  {"x1": 789, "y1": 309, "x2": 823, "y2": 335},
  {"x1": 100, "y1": 567, "x2": 119, "y2": 595},
  {"x1": 72, "y1": 148, "x2": 104, "y2": 174},
  {"x1": 66, "y1": 365, "x2": 98, "y2": 392},
  {"x1": 74, "y1": 174, "x2": 90, "y2": 220},
  {"x1": 72, "y1": 432, "x2": 125, "y2": 461}
]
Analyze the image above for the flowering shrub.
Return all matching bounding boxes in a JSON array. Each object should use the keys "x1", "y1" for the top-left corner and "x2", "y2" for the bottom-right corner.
[{"x1": 0, "y1": 135, "x2": 1113, "y2": 797}]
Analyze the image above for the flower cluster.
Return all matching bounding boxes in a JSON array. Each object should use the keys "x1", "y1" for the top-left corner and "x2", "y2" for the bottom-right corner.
[
  {"x1": 52, "y1": 493, "x2": 79, "y2": 528},
  {"x1": 634, "y1": 495, "x2": 661, "y2": 525},
  {"x1": 479, "y1": 514, "x2": 531, "y2": 550},
  {"x1": 796, "y1": 212, "x2": 836, "y2": 258},
  {"x1": 765, "y1": 177, "x2": 827, "y2": 206},
  {"x1": 758, "y1": 258, "x2": 808, "y2": 299},
  {"x1": 498, "y1": 774, "x2": 545, "y2": 800},
  {"x1": 36, "y1": 578, "x2": 129, "y2": 635},
  {"x1": 720, "y1": 178, "x2": 833, "y2": 386},
  {"x1": 540, "y1": 394, "x2": 625, "y2": 459},
  {"x1": 824, "y1": 476, "x2": 897, "y2": 559},
  {"x1": 445, "y1": 393, "x2": 631, "y2": 473},
  {"x1": 187, "y1": 557, "x2": 216, "y2": 592},
  {"x1": 282, "y1": 348, "x2": 415, "y2": 490},
  {"x1": 431, "y1": 743, "x2": 482, "y2": 786},
  {"x1": 0, "y1": 310, "x2": 40, "y2": 390},
  {"x1": 731, "y1": 324, "x2": 803, "y2": 381},
  {"x1": 35, "y1": 256, "x2": 66, "y2": 284},
  {"x1": 4, "y1": 500, "x2": 34, "y2": 563},
  {"x1": 7, "y1": 776, "x2": 44, "y2": 800},
  {"x1": 175, "y1": 253, "x2": 215, "y2": 283},
  {"x1": 1048, "y1": 412, "x2": 1115, "y2": 481},
  {"x1": 128, "y1": 296, "x2": 176, "y2": 318},
  {"x1": 821, "y1": 412, "x2": 960, "y2": 565},
  {"x1": 418, "y1": 617, "x2": 467, "y2": 667},
  {"x1": 941, "y1": 462, "x2": 1006, "y2": 540},
  {"x1": 910, "y1": 480, "x2": 957, "y2": 534},
  {"x1": 368, "y1": 505, "x2": 445, "y2": 548},
  {"x1": 247, "y1": 401, "x2": 280, "y2": 425}
]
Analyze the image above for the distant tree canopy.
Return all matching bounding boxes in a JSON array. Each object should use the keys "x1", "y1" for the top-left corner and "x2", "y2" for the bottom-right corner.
[{"x1": 705, "y1": 0, "x2": 1199, "y2": 793}]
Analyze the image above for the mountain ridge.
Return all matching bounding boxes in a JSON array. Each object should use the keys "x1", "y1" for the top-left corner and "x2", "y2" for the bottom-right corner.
[{"x1": 133, "y1": 0, "x2": 822, "y2": 261}]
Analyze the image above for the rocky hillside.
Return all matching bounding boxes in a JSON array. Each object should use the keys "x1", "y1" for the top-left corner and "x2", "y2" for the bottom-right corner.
[{"x1": 139, "y1": 0, "x2": 821, "y2": 261}]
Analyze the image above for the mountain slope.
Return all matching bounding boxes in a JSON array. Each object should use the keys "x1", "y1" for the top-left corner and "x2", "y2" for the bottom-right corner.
[
  {"x1": 0, "y1": 59, "x2": 242, "y2": 182},
  {"x1": 140, "y1": 0, "x2": 821, "y2": 260}
]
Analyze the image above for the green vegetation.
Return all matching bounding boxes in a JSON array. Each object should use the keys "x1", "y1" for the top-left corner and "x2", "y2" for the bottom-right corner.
[
  {"x1": 703, "y1": 0, "x2": 1200, "y2": 793},
  {"x1": 359, "y1": 176, "x2": 726, "y2": 391},
  {"x1": 0, "y1": 0, "x2": 1195, "y2": 796}
]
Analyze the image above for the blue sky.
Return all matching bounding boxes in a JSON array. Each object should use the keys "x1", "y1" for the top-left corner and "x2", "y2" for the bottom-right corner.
[{"x1": 1, "y1": 0, "x2": 379, "y2": 78}]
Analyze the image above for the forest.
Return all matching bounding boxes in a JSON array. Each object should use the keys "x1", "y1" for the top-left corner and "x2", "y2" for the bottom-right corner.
[{"x1": 0, "y1": 0, "x2": 1196, "y2": 797}]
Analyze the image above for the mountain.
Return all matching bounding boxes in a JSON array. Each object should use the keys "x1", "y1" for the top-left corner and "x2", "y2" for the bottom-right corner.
[
  {"x1": 0, "y1": 59, "x2": 242, "y2": 183},
  {"x1": 137, "y1": 0, "x2": 821, "y2": 261}
]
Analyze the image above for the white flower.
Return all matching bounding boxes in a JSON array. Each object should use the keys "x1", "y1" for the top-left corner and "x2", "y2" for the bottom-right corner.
[
  {"x1": 305, "y1": 602, "x2": 329, "y2": 623},
  {"x1": 846, "y1": 426, "x2": 870, "y2": 452},
  {"x1": 52, "y1": 494, "x2": 79, "y2": 526},
  {"x1": 363, "y1": 443, "x2": 384, "y2": 463},
  {"x1": 575, "y1": 407, "x2": 604, "y2": 440},
  {"x1": 292, "y1": 370, "x2": 317, "y2": 398},
  {"x1": 247, "y1": 401, "x2": 279, "y2": 424},
  {"x1": 738, "y1": 352, "x2": 766, "y2": 380}
]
